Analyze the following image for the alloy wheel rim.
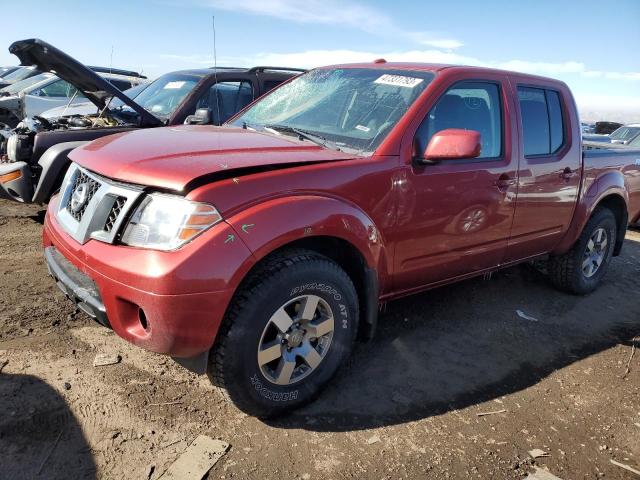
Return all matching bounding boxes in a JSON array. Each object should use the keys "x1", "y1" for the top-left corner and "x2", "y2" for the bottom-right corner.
[
  {"x1": 582, "y1": 227, "x2": 608, "y2": 278},
  {"x1": 257, "y1": 295, "x2": 334, "y2": 386}
]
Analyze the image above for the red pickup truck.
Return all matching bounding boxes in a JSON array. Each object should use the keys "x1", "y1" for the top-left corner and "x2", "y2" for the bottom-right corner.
[{"x1": 42, "y1": 62, "x2": 640, "y2": 417}]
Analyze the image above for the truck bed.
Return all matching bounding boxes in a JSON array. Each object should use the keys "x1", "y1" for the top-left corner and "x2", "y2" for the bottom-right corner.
[{"x1": 582, "y1": 142, "x2": 640, "y2": 225}]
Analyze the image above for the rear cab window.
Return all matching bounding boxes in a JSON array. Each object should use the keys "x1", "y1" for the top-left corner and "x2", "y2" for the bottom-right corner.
[{"x1": 518, "y1": 86, "x2": 565, "y2": 156}]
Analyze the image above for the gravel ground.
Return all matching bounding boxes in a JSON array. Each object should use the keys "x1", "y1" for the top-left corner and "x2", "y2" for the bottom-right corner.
[{"x1": 1, "y1": 198, "x2": 639, "y2": 479}]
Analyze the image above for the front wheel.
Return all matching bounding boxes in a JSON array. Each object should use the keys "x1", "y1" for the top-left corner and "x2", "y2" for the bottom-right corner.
[
  {"x1": 208, "y1": 250, "x2": 359, "y2": 417},
  {"x1": 548, "y1": 207, "x2": 617, "y2": 295}
]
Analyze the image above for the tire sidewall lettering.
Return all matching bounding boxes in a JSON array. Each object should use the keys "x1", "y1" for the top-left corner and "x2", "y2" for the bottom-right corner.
[
  {"x1": 290, "y1": 283, "x2": 342, "y2": 301},
  {"x1": 246, "y1": 282, "x2": 352, "y2": 403}
]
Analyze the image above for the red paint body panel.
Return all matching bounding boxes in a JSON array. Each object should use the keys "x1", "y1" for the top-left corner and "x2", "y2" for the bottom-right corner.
[
  {"x1": 43, "y1": 195, "x2": 254, "y2": 357},
  {"x1": 43, "y1": 63, "x2": 640, "y2": 358},
  {"x1": 70, "y1": 125, "x2": 356, "y2": 192}
]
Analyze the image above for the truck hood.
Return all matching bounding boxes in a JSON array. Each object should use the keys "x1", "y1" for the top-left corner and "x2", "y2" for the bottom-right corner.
[
  {"x1": 9, "y1": 39, "x2": 162, "y2": 127},
  {"x1": 69, "y1": 125, "x2": 358, "y2": 192}
]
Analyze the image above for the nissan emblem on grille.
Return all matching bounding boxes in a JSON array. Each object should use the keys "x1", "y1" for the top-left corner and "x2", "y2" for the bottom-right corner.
[
  {"x1": 57, "y1": 164, "x2": 142, "y2": 245},
  {"x1": 70, "y1": 183, "x2": 89, "y2": 212},
  {"x1": 65, "y1": 171, "x2": 100, "y2": 222}
]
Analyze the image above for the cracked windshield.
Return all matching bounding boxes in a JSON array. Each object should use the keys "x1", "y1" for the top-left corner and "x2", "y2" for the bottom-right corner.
[{"x1": 233, "y1": 68, "x2": 434, "y2": 154}]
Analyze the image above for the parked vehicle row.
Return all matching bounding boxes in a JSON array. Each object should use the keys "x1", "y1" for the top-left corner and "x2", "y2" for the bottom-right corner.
[
  {"x1": 583, "y1": 124, "x2": 640, "y2": 145},
  {"x1": 0, "y1": 68, "x2": 147, "y2": 128},
  {"x1": 0, "y1": 65, "x2": 41, "y2": 89},
  {"x1": 39, "y1": 59, "x2": 640, "y2": 416},
  {"x1": 0, "y1": 39, "x2": 304, "y2": 204},
  {"x1": 0, "y1": 65, "x2": 20, "y2": 79}
]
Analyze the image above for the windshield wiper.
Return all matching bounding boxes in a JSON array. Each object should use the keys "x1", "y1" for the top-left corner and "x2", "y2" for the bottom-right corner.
[{"x1": 263, "y1": 124, "x2": 341, "y2": 151}]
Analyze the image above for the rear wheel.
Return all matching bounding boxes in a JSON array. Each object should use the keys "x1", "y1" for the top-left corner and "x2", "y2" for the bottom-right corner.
[
  {"x1": 548, "y1": 207, "x2": 617, "y2": 294},
  {"x1": 208, "y1": 250, "x2": 358, "y2": 417}
]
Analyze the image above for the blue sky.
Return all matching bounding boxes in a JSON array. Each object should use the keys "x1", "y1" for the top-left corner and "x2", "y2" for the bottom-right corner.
[{"x1": 1, "y1": 0, "x2": 639, "y2": 121}]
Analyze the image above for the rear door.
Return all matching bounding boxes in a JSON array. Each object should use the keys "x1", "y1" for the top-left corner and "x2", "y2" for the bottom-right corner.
[{"x1": 504, "y1": 80, "x2": 581, "y2": 262}]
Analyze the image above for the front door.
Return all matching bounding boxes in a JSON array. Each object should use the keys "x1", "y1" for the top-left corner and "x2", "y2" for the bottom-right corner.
[{"x1": 392, "y1": 77, "x2": 518, "y2": 291}]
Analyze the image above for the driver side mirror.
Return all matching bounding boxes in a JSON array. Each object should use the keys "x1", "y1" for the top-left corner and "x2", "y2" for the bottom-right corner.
[
  {"x1": 419, "y1": 129, "x2": 481, "y2": 163},
  {"x1": 184, "y1": 108, "x2": 212, "y2": 125}
]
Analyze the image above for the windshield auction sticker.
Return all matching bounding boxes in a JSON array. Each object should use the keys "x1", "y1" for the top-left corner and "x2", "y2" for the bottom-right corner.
[
  {"x1": 374, "y1": 74, "x2": 424, "y2": 88},
  {"x1": 164, "y1": 81, "x2": 186, "y2": 89}
]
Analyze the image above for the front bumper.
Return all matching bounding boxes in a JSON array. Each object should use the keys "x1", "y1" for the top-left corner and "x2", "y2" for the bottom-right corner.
[
  {"x1": 45, "y1": 246, "x2": 109, "y2": 328},
  {"x1": 43, "y1": 195, "x2": 255, "y2": 358}
]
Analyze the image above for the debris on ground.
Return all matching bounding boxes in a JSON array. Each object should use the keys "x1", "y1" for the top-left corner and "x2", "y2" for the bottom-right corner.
[
  {"x1": 516, "y1": 310, "x2": 539, "y2": 322},
  {"x1": 366, "y1": 435, "x2": 381, "y2": 445},
  {"x1": 157, "y1": 435, "x2": 229, "y2": 479},
  {"x1": 93, "y1": 353, "x2": 122, "y2": 367},
  {"x1": 623, "y1": 336, "x2": 639, "y2": 378},
  {"x1": 477, "y1": 409, "x2": 507, "y2": 417},
  {"x1": 148, "y1": 400, "x2": 183, "y2": 407},
  {"x1": 524, "y1": 466, "x2": 564, "y2": 480},
  {"x1": 610, "y1": 459, "x2": 640, "y2": 476},
  {"x1": 63, "y1": 382, "x2": 71, "y2": 390},
  {"x1": 145, "y1": 464, "x2": 155, "y2": 480},
  {"x1": 160, "y1": 438, "x2": 185, "y2": 449},
  {"x1": 0, "y1": 359, "x2": 8, "y2": 373},
  {"x1": 528, "y1": 449, "x2": 550, "y2": 459}
]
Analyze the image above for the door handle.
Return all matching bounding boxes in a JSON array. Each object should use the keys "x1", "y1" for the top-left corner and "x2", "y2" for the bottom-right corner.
[
  {"x1": 560, "y1": 167, "x2": 576, "y2": 181},
  {"x1": 494, "y1": 174, "x2": 516, "y2": 191}
]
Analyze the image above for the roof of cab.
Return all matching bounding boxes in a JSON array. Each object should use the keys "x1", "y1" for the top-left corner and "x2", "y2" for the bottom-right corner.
[{"x1": 323, "y1": 61, "x2": 568, "y2": 84}]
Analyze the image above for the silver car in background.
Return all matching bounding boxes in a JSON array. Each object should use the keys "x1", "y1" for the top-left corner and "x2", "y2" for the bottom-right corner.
[{"x1": 0, "y1": 70, "x2": 147, "y2": 127}]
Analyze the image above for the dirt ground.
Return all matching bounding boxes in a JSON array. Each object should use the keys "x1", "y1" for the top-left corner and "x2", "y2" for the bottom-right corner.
[{"x1": 0, "y1": 198, "x2": 639, "y2": 480}]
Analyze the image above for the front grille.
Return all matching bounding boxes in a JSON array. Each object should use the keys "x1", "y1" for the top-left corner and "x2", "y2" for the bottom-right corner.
[
  {"x1": 104, "y1": 196, "x2": 127, "y2": 232},
  {"x1": 66, "y1": 171, "x2": 100, "y2": 222},
  {"x1": 56, "y1": 163, "x2": 142, "y2": 245}
]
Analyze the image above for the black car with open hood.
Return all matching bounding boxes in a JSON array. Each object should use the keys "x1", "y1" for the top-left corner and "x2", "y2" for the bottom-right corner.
[
  {"x1": 7, "y1": 39, "x2": 159, "y2": 127},
  {"x1": 0, "y1": 38, "x2": 304, "y2": 204}
]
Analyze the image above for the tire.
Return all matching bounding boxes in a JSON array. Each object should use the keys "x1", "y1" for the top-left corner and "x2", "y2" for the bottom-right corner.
[
  {"x1": 208, "y1": 249, "x2": 359, "y2": 418},
  {"x1": 548, "y1": 207, "x2": 617, "y2": 295}
]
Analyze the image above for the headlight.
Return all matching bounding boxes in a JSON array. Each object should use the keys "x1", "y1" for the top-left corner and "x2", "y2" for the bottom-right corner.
[{"x1": 121, "y1": 194, "x2": 223, "y2": 251}]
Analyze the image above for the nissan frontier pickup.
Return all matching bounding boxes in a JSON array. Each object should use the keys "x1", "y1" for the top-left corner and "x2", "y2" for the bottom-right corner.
[{"x1": 42, "y1": 62, "x2": 640, "y2": 417}]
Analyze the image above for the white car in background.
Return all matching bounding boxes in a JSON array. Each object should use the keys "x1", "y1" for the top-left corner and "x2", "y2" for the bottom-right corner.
[
  {"x1": 0, "y1": 68, "x2": 147, "y2": 127},
  {"x1": 582, "y1": 124, "x2": 640, "y2": 145},
  {"x1": 609, "y1": 124, "x2": 640, "y2": 144}
]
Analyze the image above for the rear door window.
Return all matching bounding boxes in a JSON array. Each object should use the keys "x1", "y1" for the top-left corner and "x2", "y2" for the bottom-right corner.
[
  {"x1": 195, "y1": 81, "x2": 254, "y2": 124},
  {"x1": 518, "y1": 87, "x2": 565, "y2": 156},
  {"x1": 262, "y1": 79, "x2": 285, "y2": 93}
]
